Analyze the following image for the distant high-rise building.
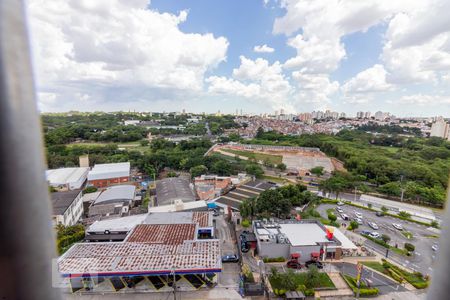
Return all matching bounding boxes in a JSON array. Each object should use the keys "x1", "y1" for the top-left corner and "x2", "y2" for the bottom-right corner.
[
  {"x1": 356, "y1": 111, "x2": 364, "y2": 118},
  {"x1": 339, "y1": 112, "x2": 346, "y2": 119},
  {"x1": 280, "y1": 108, "x2": 285, "y2": 115},
  {"x1": 430, "y1": 117, "x2": 450, "y2": 139},
  {"x1": 374, "y1": 111, "x2": 386, "y2": 120},
  {"x1": 364, "y1": 111, "x2": 371, "y2": 119}
]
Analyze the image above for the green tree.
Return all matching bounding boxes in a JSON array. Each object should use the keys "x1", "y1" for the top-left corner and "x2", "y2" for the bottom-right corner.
[
  {"x1": 211, "y1": 160, "x2": 232, "y2": 176},
  {"x1": 140, "y1": 139, "x2": 150, "y2": 146},
  {"x1": 431, "y1": 220, "x2": 439, "y2": 228},
  {"x1": 381, "y1": 206, "x2": 389, "y2": 213},
  {"x1": 305, "y1": 266, "x2": 320, "y2": 288},
  {"x1": 239, "y1": 197, "x2": 257, "y2": 220},
  {"x1": 190, "y1": 165, "x2": 208, "y2": 178},
  {"x1": 349, "y1": 220, "x2": 359, "y2": 231},
  {"x1": 245, "y1": 164, "x2": 264, "y2": 178},
  {"x1": 381, "y1": 234, "x2": 391, "y2": 244},
  {"x1": 310, "y1": 166, "x2": 324, "y2": 177},
  {"x1": 328, "y1": 213, "x2": 337, "y2": 222},
  {"x1": 277, "y1": 163, "x2": 287, "y2": 171},
  {"x1": 256, "y1": 189, "x2": 291, "y2": 217}
]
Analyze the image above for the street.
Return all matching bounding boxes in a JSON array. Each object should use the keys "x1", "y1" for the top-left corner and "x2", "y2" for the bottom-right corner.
[{"x1": 317, "y1": 203, "x2": 439, "y2": 276}]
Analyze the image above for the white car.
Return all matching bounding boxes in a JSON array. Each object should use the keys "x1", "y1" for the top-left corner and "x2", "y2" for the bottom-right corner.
[
  {"x1": 335, "y1": 207, "x2": 344, "y2": 213},
  {"x1": 432, "y1": 244, "x2": 438, "y2": 251},
  {"x1": 355, "y1": 218, "x2": 363, "y2": 225},
  {"x1": 337, "y1": 201, "x2": 344, "y2": 206},
  {"x1": 368, "y1": 222, "x2": 379, "y2": 230},
  {"x1": 354, "y1": 211, "x2": 363, "y2": 219},
  {"x1": 369, "y1": 232, "x2": 380, "y2": 239},
  {"x1": 341, "y1": 213, "x2": 349, "y2": 220},
  {"x1": 392, "y1": 223, "x2": 403, "y2": 231}
]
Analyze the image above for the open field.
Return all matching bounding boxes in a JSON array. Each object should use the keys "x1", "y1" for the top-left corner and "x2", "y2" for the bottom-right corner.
[{"x1": 220, "y1": 148, "x2": 283, "y2": 165}]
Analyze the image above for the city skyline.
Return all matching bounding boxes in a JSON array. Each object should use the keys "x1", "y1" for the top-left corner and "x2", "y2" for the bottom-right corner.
[{"x1": 29, "y1": 0, "x2": 450, "y2": 117}]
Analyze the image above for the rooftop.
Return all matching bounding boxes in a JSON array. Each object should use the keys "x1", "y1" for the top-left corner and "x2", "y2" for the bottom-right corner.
[
  {"x1": 93, "y1": 185, "x2": 135, "y2": 205},
  {"x1": 51, "y1": 190, "x2": 82, "y2": 215},
  {"x1": 279, "y1": 223, "x2": 330, "y2": 246},
  {"x1": 88, "y1": 162, "x2": 130, "y2": 181},
  {"x1": 144, "y1": 211, "x2": 211, "y2": 227},
  {"x1": 125, "y1": 223, "x2": 197, "y2": 244},
  {"x1": 46, "y1": 167, "x2": 89, "y2": 185},
  {"x1": 148, "y1": 199, "x2": 207, "y2": 213},
  {"x1": 58, "y1": 240, "x2": 221, "y2": 277},
  {"x1": 156, "y1": 178, "x2": 195, "y2": 205},
  {"x1": 87, "y1": 214, "x2": 147, "y2": 233}
]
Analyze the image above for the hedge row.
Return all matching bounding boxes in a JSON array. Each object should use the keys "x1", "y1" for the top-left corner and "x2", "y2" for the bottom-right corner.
[
  {"x1": 263, "y1": 257, "x2": 286, "y2": 263},
  {"x1": 381, "y1": 259, "x2": 429, "y2": 289},
  {"x1": 342, "y1": 275, "x2": 379, "y2": 297}
]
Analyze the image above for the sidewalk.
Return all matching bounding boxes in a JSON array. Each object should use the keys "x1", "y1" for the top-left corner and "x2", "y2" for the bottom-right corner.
[{"x1": 315, "y1": 272, "x2": 353, "y2": 298}]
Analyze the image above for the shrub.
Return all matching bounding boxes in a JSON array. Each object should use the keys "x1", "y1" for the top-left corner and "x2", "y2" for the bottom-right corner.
[
  {"x1": 431, "y1": 220, "x2": 439, "y2": 228},
  {"x1": 83, "y1": 186, "x2": 97, "y2": 194},
  {"x1": 381, "y1": 206, "x2": 388, "y2": 213},
  {"x1": 367, "y1": 203, "x2": 372, "y2": 209},
  {"x1": 328, "y1": 213, "x2": 337, "y2": 222},
  {"x1": 241, "y1": 219, "x2": 251, "y2": 228},
  {"x1": 349, "y1": 220, "x2": 359, "y2": 231},
  {"x1": 398, "y1": 211, "x2": 411, "y2": 218},
  {"x1": 387, "y1": 268, "x2": 403, "y2": 283},
  {"x1": 320, "y1": 199, "x2": 338, "y2": 204},
  {"x1": 359, "y1": 288, "x2": 379, "y2": 296},
  {"x1": 404, "y1": 243, "x2": 415, "y2": 252},
  {"x1": 263, "y1": 257, "x2": 286, "y2": 263}
]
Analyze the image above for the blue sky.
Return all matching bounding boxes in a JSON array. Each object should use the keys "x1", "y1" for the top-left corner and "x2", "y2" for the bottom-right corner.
[{"x1": 28, "y1": 0, "x2": 450, "y2": 116}]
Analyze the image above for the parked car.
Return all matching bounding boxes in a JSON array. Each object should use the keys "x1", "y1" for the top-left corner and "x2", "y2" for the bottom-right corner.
[
  {"x1": 354, "y1": 211, "x2": 363, "y2": 219},
  {"x1": 368, "y1": 222, "x2": 379, "y2": 230},
  {"x1": 222, "y1": 254, "x2": 239, "y2": 263},
  {"x1": 354, "y1": 218, "x2": 363, "y2": 225},
  {"x1": 305, "y1": 260, "x2": 323, "y2": 269},
  {"x1": 432, "y1": 244, "x2": 438, "y2": 251},
  {"x1": 361, "y1": 230, "x2": 371, "y2": 236},
  {"x1": 392, "y1": 223, "x2": 403, "y2": 231},
  {"x1": 341, "y1": 213, "x2": 349, "y2": 220},
  {"x1": 375, "y1": 211, "x2": 384, "y2": 217},
  {"x1": 337, "y1": 201, "x2": 344, "y2": 206},
  {"x1": 286, "y1": 260, "x2": 302, "y2": 269},
  {"x1": 335, "y1": 207, "x2": 344, "y2": 213},
  {"x1": 369, "y1": 232, "x2": 380, "y2": 239}
]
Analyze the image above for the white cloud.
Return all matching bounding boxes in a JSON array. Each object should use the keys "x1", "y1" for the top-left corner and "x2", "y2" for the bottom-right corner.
[
  {"x1": 342, "y1": 64, "x2": 393, "y2": 94},
  {"x1": 394, "y1": 94, "x2": 450, "y2": 105},
  {"x1": 28, "y1": 0, "x2": 229, "y2": 109},
  {"x1": 253, "y1": 44, "x2": 275, "y2": 53},
  {"x1": 291, "y1": 72, "x2": 339, "y2": 103},
  {"x1": 207, "y1": 56, "x2": 295, "y2": 112}
]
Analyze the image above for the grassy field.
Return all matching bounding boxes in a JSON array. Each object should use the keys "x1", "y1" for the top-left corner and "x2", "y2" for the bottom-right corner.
[
  {"x1": 67, "y1": 140, "x2": 150, "y2": 153},
  {"x1": 220, "y1": 148, "x2": 283, "y2": 165}
]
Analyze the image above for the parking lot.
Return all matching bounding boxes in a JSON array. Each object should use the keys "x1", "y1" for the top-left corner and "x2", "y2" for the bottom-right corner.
[{"x1": 317, "y1": 203, "x2": 439, "y2": 275}]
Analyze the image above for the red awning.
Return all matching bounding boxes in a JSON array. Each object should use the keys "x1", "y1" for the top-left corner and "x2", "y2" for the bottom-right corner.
[{"x1": 311, "y1": 252, "x2": 320, "y2": 257}]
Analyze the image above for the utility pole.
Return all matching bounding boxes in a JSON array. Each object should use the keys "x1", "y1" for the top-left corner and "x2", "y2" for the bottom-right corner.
[{"x1": 172, "y1": 268, "x2": 177, "y2": 300}]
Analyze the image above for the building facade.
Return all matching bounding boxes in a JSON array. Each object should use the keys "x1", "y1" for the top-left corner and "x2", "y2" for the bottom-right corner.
[
  {"x1": 51, "y1": 190, "x2": 83, "y2": 226},
  {"x1": 87, "y1": 162, "x2": 131, "y2": 188}
]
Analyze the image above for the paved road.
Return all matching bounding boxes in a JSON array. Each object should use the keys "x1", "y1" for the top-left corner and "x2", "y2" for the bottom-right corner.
[
  {"x1": 214, "y1": 214, "x2": 240, "y2": 288},
  {"x1": 333, "y1": 262, "x2": 407, "y2": 295},
  {"x1": 317, "y1": 203, "x2": 439, "y2": 276}
]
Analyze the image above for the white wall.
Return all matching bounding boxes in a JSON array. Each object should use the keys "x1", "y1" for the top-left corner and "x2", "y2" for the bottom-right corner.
[{"x1": 54, "y1": 192, "x2": 83, "y2": 226}]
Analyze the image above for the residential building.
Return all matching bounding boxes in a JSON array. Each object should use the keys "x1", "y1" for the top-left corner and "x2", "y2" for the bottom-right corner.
[
  {"x1": 430, "y1": 117, "x2": 450, "y2": 139},
  {"x1": 46, "y1": 167, "x2": 89, "y2": 191},
  {"x1": 87, "y1": 162, "x2": 131, "y2": 188},
  {"x1": 51, "y1": 190, "x2": 83, "y2": 226},
  {"x1": 194, "y1": 175, "x2": 232, "y2": 200},
  {"x1": 253, "y1": 219, "x2": 357, "y2": 262}
]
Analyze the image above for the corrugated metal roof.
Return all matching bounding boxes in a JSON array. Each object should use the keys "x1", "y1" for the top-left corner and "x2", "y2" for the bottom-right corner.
[
  {"x1": 94, "y1": 185, "x2": 135, "y2": 205},
  {"x1": 87, "y1": 214, "x2": 147, "y2": 233},
  {"x1": 46, "y1": 167, "x2": 89, "y2": 185},
  {"x1": 88, "y1": 162, "x2": 130, "y2": 181}
]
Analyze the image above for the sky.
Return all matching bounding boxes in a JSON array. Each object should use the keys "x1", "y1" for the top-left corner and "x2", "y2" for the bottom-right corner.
[{"x1": 28, "y1": 0, "x2": 450, "y2": 117}]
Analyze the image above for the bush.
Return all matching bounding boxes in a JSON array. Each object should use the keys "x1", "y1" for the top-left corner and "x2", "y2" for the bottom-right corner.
[
  {"x1": 328, "y1": 213, "x2": 337, "y2": 222},
  {"x1": 263, "y1": 257, "x2": 286, "y2": 263},
  {"x1": 241, "y1": 219, "x2": 251, "y2": 228},
  {"x1": 398, "y1": 211, "x2": 412, "y2": 218},
  {"x1": 359, "y1": 288, "x2": 379, "y2": 296},
  {"x1": 381, "y1": 234, "x2": 391, "y2": 244},
  {"x1": 83, "y1": 186, "x2": 97, "y2": 194},
  {"x1": 431, "y1": 220, "x2": 439, "y2": 228},
  {"x1": 404, "y1": 243, "x2": 415, "y2": 252},
  {"x1": 348, "y1": 220, "x2": 359, "y2": 231},
  {"x1": 381, "y1": 206, "x2": 388, "y2": 213},
  {"x1": 387, "y1": 268, "x2": 403, "y2": 283}
]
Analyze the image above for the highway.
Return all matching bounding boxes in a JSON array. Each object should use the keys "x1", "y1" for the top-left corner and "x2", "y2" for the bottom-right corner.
[{"x1": 317, "y1": 203, "x2": 439, "y2": 276}]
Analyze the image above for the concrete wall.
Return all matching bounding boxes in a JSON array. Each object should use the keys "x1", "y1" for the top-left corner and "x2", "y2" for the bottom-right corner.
[
  {"x1": 257, "y1": 242, "x2": 290, "y2": 259},
  {"x1": 290, "y1": 245, "x2": 322, "y2": 262}
]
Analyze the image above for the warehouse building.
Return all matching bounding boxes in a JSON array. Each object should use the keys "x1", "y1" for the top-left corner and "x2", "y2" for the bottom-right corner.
[
  {"x1": 51, "y1": 190, "x2": 83, "y2": 226},
  {"x1": 253, "y1": 219, "x2": 356, "y2": 262},
  {"x1": 155, "y1": 177, "x2": 195, "y2": 206},
  {"x1": 58, "y1": 211, "x2": 220, "y2": 294},
  {"x1": 87, "y1": 185, "x2": 136, "y2": 218},
  {"x1": 87, "y1": 162, "x2": 131, "y2": 188},
  {"x1": 46, "y1": 167, "x2": 89, "y2": 191},
  {"x1": 215, "y1": 180, "x2": 275, "y2": 211}
]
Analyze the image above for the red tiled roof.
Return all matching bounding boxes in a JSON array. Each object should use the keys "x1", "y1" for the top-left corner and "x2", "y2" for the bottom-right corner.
[
  {"x1": 126, "y1": 224, "x2": 196, "y2": 245},
  {"x1": 192, "y1": 211, "x2": 210, "y2": 227}
]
